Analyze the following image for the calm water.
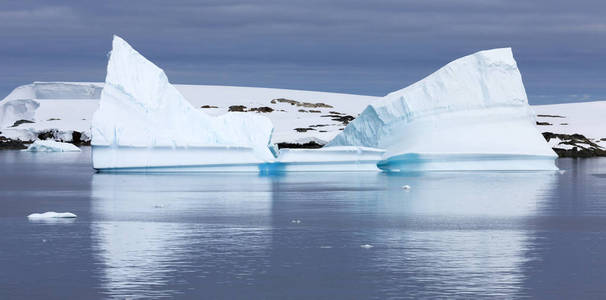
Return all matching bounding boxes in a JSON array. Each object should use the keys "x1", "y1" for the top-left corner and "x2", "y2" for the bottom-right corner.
[{"x1": 1, "y1": 148, "x2": 606, "y2": 299}]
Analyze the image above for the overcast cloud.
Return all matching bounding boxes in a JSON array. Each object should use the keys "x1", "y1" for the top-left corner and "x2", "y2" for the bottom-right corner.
[{"x1": 1, "y1": 0, "x2": 604, "y2": 104}]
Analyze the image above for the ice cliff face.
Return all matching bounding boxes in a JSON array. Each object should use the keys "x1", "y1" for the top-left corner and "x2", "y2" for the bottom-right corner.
[
  {"x1": 91, "y1": 36, "x2": 275, "y2": 169},
  {"x1": 328, "y1": 48, "x2": 558, "y2": 170}
]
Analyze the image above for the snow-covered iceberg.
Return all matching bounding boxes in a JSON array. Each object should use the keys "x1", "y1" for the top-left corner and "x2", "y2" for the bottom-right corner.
[
  {"x1": 27, "y1": 212, "x2": 77, "y2": 219},
  {"x1": 91, "y1": 36, "x2": 275, "y2": 171},
  {"x1": 328, "y1": 48, "x2": 558, "y2": 171},
  {"x1": 25, "y1": 140, "x2": 81, "y2": 152}
]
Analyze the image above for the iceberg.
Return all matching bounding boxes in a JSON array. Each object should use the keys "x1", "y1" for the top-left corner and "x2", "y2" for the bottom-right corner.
[
  {"x1": 27, "y1": 212, "x2": 77, "y2": 219},
  {"x1": 91, "y1": 36, "x2": 275, "y2": 171},
  {"x1": 25, "y1": 140, "x2": 81, "y2": 152},
  {"x1": 271, "y1": 146, "x2": 384, "y2": 172},
  {"x1": 328, "y1": 48, "x2": 558, "y2": 171}
]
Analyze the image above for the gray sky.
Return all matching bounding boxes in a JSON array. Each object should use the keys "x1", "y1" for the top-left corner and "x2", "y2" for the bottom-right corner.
[{"x1": 1, "y1": 0, "x2": 604, "y2": 104}]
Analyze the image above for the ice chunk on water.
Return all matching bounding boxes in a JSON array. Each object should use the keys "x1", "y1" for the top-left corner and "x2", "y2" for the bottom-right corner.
[
  {"x1": 329, "y1": 48, "x2": 558, "y2": 171},
  {"x1": 25, "y1": 140, "x2": 81, "y2": 152},
  {"x1": 91, "y1": 36, "x2": 274, "y2": 170},
  {"x1": 27, "y1": 212, "x2": 77, "y2": 219}
]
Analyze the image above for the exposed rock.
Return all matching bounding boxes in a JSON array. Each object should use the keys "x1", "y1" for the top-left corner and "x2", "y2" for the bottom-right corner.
[
  {"x1": 536, "y1": 121, "x2": 552, "y2": 126},
  {"x1": 309, "y1": 124, "x2": 330, "y2": 127},
  {"x1": 10, "y1": 119, "x2": 34, "y2": 127},
  {"x1": 249, "y1": 106, "x2": 274, "y2": 113},
  {"x1": 322, "y1": 114, "x2": 355, "y2": 125},
  {"x1": 294, "y1": 128, "x2": 316, "y2": 132},
  {"x1": 228, "y1": 105, "x2": 247, "y2": 112},
  {"x1": 0, "y1": 136, "x2": 28, "y2": 150},
  {"x1": 200, "y1": 105, "x2": 218, "y2": 108},
  {"x1": 71, "y1": 131, "x2": 91, "y2": 146},
  {"x1": 537, "y1": 114, "x2": 565, "y2": 118},
  {"x1": 298, "y1": 109, "x2": 308, "y2": 113},
  {"x1": 37, "y1": 129, "x2": 59, "y2": 140},
  {"x1": 542, "y1": 132, "x2": 606, "y2": 157},
  {"x1": 47, "y1": 118, "x2": 61, "y2": 121},
  {"x1": 272, "y1": 98, "x2": 333, "y2": 108},
  {"x1": 309, "y1": 110, "x2": 321, "y2": 113},
  {"x1": 277, "y1": 141, "x2": 324, "y2": 149}
]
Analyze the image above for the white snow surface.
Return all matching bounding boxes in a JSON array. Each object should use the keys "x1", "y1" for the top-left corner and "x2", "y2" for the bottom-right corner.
[
  {"x1": 91, "y1": 36, "x2": 276, "y2": 169},
  {"x1": 534, "y1": 101, "x2": 606, "y2": 148},
  {"x1": 27, "y1": 212, "x2": 77, "y2": 219},
  {"x1": 328, "y1": 48, "x2": 558, "y2": 170},
  {"x1": 25, "y1": 140, "x2": 81, "y2": 152}
]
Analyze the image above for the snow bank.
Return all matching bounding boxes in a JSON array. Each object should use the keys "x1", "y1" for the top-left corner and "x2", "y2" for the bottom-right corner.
[
  {"x1": 2, "y1": 82, "x2": 102, "y2": 102},
  {"x1": 329, "y1": 48, "x2": 558, "y2": 171},
  {"x1": 91, "y1": 36, "x2": 274, "y2": 170},
  {"x1": 25, "y1": 140, "x2": 81, "y2": 152},
  {"x1": 0, "y1": 99, "x2": 40, "y2": 128},
  {"x1": 27, "y1": 212, "x2": 77, "y2": 219}
]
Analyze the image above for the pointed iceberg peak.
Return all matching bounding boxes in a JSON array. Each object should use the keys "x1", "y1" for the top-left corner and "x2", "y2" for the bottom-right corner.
[
  {"x1": 329, "y1": 48, "x2": 557, "y2": 171},
  {"x1": 91, "y1": 35, "x2": 275, "y2": 170}
]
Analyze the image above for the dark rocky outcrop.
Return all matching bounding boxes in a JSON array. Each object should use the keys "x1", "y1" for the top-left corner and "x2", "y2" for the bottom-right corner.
[
  {"x1": 536, "y1": 121, "x2": 552, "y2": 126},
  {"x1": 200, "y1": 105, "x2": 218, "y2": 108},
  {"x1": 228, "y1": 105, "x2": 247, "y2": 112},
  {"x1": 10, "y1": 120, "x2": 34, "y2": 127},
  {"x1": 277, "y1": 141, "x2": 324, "y2": 149},
  {"x1": 0, "y1": 136, "x2": 28, "y2": 149},
  {"x1": 537, "y1": 114, "x2": 565, "y2": 118},
  {"x1": 542, "y1": 132, "x2": 606, "y2": 157},
  {"x1": 249, "y1": 106, "x2": 274, "y2": 113},
  {"x1": 321, "y1": 114, "x2": 355, "y2": 125},
  {"x1": 294, "y1": 128, "x2": 316, "y2": 132},
  {"x1": 271, "y1": 98, "x2": 333, "y2": 108}
]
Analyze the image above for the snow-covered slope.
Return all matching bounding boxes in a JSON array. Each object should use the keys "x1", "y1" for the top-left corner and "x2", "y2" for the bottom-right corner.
[
  {"x1": 329, "y1": 48, "x2": 558, "y2": 171},
  {"x1": 534, "y1": 101, "x2": 606, "y2": 156},
  {"x1": 91, "y1": 36, "x2": 276, "y2": 170},
  {"x1": 0, "y1": 83, "x2": 376, "y2": 146}
]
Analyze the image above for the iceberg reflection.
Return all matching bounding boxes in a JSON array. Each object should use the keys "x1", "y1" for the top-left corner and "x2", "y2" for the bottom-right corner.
[{"x1": 91, "y1": 171, "x2": 556, "y2": 298}]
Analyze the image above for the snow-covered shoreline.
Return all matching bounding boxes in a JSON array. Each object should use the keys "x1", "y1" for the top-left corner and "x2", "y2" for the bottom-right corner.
[{"x1": 0, "y1": 81, "x2": 604, "y2": 157}]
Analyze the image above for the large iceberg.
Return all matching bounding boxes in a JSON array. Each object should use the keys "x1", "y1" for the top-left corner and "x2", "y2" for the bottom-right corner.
[
  {"x1": 328, "y1": 48, "x2": 558, "y2": 171},
  {"x1": 91, "y1": 36, "x2": 275, "y2": 171}
]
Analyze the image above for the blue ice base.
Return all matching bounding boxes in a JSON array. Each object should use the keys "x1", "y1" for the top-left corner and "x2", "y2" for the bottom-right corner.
[{"x1": 377, "y1": 153, "x2": 558, "y2": 172}]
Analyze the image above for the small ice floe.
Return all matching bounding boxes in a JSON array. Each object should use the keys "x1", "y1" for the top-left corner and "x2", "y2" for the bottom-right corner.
[
  {"x1": 27, "y1": 212, "x2": 77, "y2": 220},
  {"x1": 24, "y1": 140, "x2": 80, "y2": 152},
  {"x1": 320, "y1": 246, "x2": 333, "y2": 249},
  {"x1": 291, "y1": 219, "x2": 302, "y2": 224},
  {"x1": 401, "y1": 185, "x2": 411, "y2": 190},
  {"x1": 360, "y1": 244, "x2": 374, "y2": 249}
]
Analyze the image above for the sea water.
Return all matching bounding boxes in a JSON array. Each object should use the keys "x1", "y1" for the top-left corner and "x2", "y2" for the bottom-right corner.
[{"x1": 1, "y1": 147, "x2": 605, "y2": 299}]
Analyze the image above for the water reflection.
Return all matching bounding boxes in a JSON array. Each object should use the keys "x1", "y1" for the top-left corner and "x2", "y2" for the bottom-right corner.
[{"x1": 90, "y1": 170, "x2": 559, "y2": 298}]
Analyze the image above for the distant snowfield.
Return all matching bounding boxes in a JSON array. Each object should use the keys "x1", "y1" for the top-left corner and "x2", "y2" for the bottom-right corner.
[
  {"x1": 0, "y1": 81, "x2": 604, "y2": 150},
  {"x1": 0, "y1": 82, "x2": 377, "y2": 145},
  {"x1": 534, "y1": 101, "x2": 606, "y2": 148}
]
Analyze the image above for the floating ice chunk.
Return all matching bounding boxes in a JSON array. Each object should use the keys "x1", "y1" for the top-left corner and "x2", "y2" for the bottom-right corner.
[
  {"x1": 360, "y1": 244, "x2": 374, "y2": 249},
  {"x1": 291, "y1": 219, "x2": 302, "y2": 224},
  {"x1": 401, "y1": 185, "x2": 411, "y2": 190},
  {"x1": 27, "y1": 212, "x2": 77, "y2": 219},
  {"x1": 24, "y1": 140, "x2": 81, "y2": 152},
  {"x1": 329, "y1": 48, "x2": 558, "y2": 171},
  {"x1": 91, "y1": 36, "x2": 274, "y2": 171}
]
